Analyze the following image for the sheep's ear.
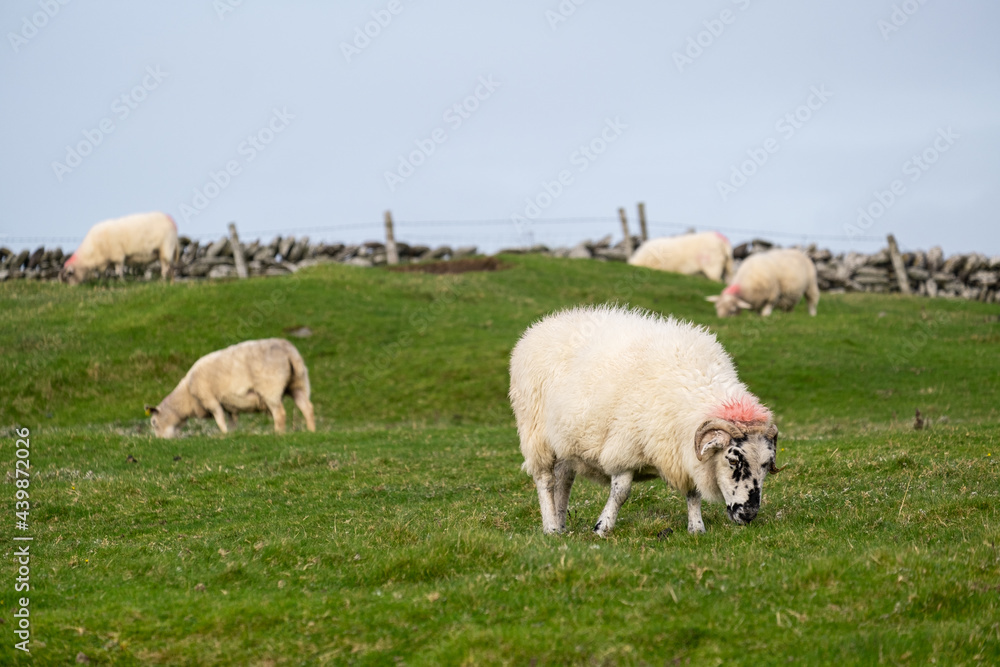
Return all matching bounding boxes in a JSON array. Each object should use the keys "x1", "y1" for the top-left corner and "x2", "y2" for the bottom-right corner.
[
  {"x1": 145, "y1": 405, "x2": 158, "y2": 416},
  {"x1": 765, "y1": 424, "x2": 778, "y2": 441},
  {"x1": 736, "y1": 299, "x2": 753, "y2": 310},
  {"x1": 705, "y1": 295, "x2": 720, "y2": 303},
  {"x1": 695, "y1": 419, "x2": 741, "y2": 460}
]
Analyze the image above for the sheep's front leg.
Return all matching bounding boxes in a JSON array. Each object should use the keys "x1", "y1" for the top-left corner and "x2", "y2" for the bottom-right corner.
[
  {"x1": 553, "y1": 460, "x2": 576, "y2": 532},
  {"x1": 115, "y1": 261, "x2": 126, "y2": 280},
  {"x1": 593, "y1": 471, "x2": 633, "y2": 537},
  {"x1": 687, "y1": 490, "x2": 706, "y2": 534},
  {"x1": 760, "y1": 303, "x2": 774, "y2": 317},
  {"x1": 208, "y1": 406, "x2": 228, "y2": 434},
  {"x1": 533, "y1": 471, "x2": 560, "y2": 534}
]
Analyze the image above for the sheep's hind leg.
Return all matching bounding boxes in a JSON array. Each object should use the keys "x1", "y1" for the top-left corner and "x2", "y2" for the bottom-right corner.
[
  {"x1": 291, "y1": 388, "x2": 316, "y2": 432},
  {"x1": 553, "y1": 460, "x2": 576, "y2": 532},
  {"x1": 160, "y1": 257, "x2": 173, "y2": 282},
  {"x1": 687, "y1": 491, "x2": 706, "y2": 534},
  {"x1": 533, "y1": 470, "x2": 561, "y2": 534},
  {"x1": 806, "y1": 283, "x2": 820, "y2": 316},
  {"x1": 593, "y1": 471, "x2": 633, "y2": 538},
  {"x1": 265, "y1": 398, "x2": 287, "y2": 434}
]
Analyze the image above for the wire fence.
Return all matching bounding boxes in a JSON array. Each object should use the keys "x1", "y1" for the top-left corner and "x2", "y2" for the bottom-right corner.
[{"x1": 0, "y1": 216, "x2": 890, "y2": 252}]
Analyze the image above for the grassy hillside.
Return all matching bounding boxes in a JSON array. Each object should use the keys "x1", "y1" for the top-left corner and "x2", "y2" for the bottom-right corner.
[
  {"x1": 1, "y1": 255, "x2": 998, "y2": 665},
  {"x1": 3, "y1": 255, "x2": 997, "y2": 430}
]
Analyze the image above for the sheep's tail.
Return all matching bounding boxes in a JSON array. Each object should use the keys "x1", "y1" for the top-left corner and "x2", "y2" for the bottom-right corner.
[
  {"x1": 723, "y1": 253, "x2": 735, "y2": 282},
  {"x1": 166, "y1": 213, "x2": 180, "y2": 265},
  {"x1": 287, "y1": 347, "x2": 311, "y2": 394}
]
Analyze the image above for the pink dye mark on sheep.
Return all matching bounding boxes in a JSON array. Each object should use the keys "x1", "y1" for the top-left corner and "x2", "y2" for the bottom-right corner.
[
  {"x1": 713, "y1": 395, "x2": 772, "y2": 423},
  {"x1": 714, "y1": 231, "x2": 730, "y2": 244},
  {"x1": 65, "y1": 254, "x2": 77, "y2": 265},
  {"x1": 723, "y1": 283, "x2": 741, "y2": 296}
]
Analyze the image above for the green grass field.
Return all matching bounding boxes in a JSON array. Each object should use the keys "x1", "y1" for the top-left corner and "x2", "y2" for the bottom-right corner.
[{"x1": 1, "y1": 255, "x2": 998, "y2": 665}]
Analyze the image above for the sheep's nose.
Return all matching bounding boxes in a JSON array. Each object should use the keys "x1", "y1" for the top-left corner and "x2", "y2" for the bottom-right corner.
[{"x1": 727, "y1": 505, "x2": 758, "y2": 525}]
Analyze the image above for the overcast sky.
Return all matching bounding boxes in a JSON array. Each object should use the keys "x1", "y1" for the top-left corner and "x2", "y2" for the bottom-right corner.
[{"x1": 2, "y1": 1, "x2": 998, "y2": 256}]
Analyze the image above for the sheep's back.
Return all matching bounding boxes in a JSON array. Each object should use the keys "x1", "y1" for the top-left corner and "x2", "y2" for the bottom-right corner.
[
  {"x1": 80, "y1": 213, "x2": 176, "y2": 263},
  {"x1": 734, "y1": 249, "x2": 814, "y2": 300},
  {"x1": 511, "y1": 306, "x2": 742, "y2": 467},
  {"x1": 629, "y1": 233, "x2": 724, "y2": 274},
  {"x1": 186, "y1": 339, "x2": 296, "y2": 399}
]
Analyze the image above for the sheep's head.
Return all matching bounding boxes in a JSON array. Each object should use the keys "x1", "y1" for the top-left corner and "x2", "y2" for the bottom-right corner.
[
  {"x1": 146, "y1": 404, "x2": 183, "y2": 439},
  {"x1": 60, "y1": 256, "x2": 85, "y2": 285},
  {"x1": 705, "y1": 287, "x2": 752, "y2": 318},
  {"x1": 695, "y1": 418, "x2": 781, "y2": 525}
]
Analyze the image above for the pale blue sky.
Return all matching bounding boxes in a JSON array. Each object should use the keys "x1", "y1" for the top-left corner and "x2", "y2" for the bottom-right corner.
[{"x1": 2, "y1": 1, "x2": 998, "y2": 255}]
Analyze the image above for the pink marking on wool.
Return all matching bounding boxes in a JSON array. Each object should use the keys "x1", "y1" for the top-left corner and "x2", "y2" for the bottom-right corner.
[
  {"x1": 65, "y1": 253, "x2": 77, "y2": 266},
  {"x1": 713, "y1": 396, "x2": 772, "y2": 424},
  {"x1": 714, "y1": 231, "x2": 729, "y2": 244},
  {"x1": 166, "y1": 214, "x2": 177, "y2": 230},
  {"x1": 723, "y1": 283, "x2": 741, "y2": 295}
]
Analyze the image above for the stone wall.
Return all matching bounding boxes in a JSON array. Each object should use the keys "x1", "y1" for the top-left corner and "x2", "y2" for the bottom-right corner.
[{"x1": 2, "y1": 234, "x2": 997, "y2": 303}]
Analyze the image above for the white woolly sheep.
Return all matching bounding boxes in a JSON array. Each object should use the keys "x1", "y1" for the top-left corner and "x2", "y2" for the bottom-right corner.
[
  {"x1": 509, "y1": 305, "x2": 781, "y2": 537},
  {"x1": 146, "y1": 338, "x2": 316, "y2": 438},
  {"x1": 628, "y1": 231, "x2": 734, "y2": 282},
  {"x1": 62, "y1": 211, "x2": 179, "y2": 285},
  {"x1": 707, "y1": 248, "x2": 819, "y2": 317}
]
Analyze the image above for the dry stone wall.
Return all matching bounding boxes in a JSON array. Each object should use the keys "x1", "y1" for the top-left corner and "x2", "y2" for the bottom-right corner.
[{"x1": 2, "y1": 234, "x2": 997, "y2": 303}]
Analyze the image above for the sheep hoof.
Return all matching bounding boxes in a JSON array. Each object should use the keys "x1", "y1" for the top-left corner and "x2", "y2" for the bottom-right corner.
[{"x1": 593, "y1": 521, "x2": 612, "y2": 538}]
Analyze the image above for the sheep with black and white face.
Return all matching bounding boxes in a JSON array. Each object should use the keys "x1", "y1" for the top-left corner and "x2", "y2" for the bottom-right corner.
[{"x1": 509, "y1": 304, "x2": 782, "y2": 537}]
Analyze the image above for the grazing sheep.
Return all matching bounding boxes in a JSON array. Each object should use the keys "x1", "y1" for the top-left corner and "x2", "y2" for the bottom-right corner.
[
  {"x1": 628, "y1": 231, "x2": 734, "y2": 282},
  {"x1": 61, "y1": 211, "x2": 179, "y2": 285},
  {"x1": 146, "y1": 339, "x2": 316, "y2": 438},
  {"x1": 509, "y1": 305, "x2": 781, "y2": 537},
  {"x1": 707, "y1": 248, "x2": 819, "y2": 317}
]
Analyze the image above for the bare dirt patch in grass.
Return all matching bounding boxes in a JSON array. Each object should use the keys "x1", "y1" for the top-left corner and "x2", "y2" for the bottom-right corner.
[{"x1": 388, "y1": 257, "x2": 508, "y2": 275}]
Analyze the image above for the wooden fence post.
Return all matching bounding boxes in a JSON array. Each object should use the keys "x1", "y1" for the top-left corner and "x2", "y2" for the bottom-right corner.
[
  {"x1": 384, "y1": 210, "x2": 399, "y2": 265},
  {"x1": 228, "y1": 222, "x2": 248, "y2": 279},
  {"x1": 637, "y1": 202, "x2": 648, "y2": 243},
  {"x1": 618, "y1": 207, "x2": 633, "y2": 259},
  {"x1": 887, "y1": 233, "x2": 911, "y2": 294}
]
